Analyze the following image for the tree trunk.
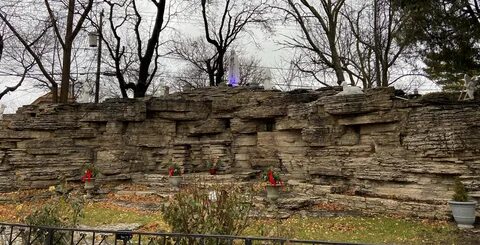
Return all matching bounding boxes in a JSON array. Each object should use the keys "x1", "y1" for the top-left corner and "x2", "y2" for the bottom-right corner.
[
  {"x1": 215, "y1": 52, "x2": 225, "y2": 86},
  {"x1": 51, "y1": 83, "x2": 59, "y2": 103},
  {"x1": 60, "y1": 41, "x2": 73, "y2": 102},
  {"x1": 373, "y1": 0, "x2": 382, "y2": 87},
  {"x1": 59, "y1": 0, "x2": 75, "y2": 103},
  {"x1": 0, "y1": 34, "x2": 3, "y2": 62},
  {"x1": 331, "y1": 48, "x2": 345, "y2": 85},
  {"x1": 134, "y1": 83, "x2": 147, "y2": 98},
  {"x1": 208, "y1": 74, "x2": 215, "y2": 86},
  {"x1": 206, "y1": 62, "x2": 215, "y2": 86},
  {"x1": 381, "y1": 65, "x2": 389, "y2": 87},
  {"x1": 326, "y1": 15, "x2": 344, "y2": 85},
  {"x1": 136, "y1": 1, "x2": 165, "y2": 97}
]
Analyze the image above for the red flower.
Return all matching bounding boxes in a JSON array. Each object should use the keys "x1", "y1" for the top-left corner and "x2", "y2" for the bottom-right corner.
[
  {"x1": 82, "y1": 169, "x2": 93, "y2": 182},
  {"x1": 267, "y1": 169, "x2": 283, "y2": 186}
]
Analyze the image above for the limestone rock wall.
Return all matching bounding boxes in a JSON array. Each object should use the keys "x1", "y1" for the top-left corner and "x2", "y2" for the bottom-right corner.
[{"x1": 0, "y1": 87, "x2": 479, "y2": 219}]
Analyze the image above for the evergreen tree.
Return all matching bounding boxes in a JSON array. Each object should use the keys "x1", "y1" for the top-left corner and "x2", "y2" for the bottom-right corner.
[{"x1": 399, "y1": 0, "x2": 480, "y2": 89}]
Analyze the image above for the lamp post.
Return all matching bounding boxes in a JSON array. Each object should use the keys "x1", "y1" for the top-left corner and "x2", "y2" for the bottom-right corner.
[{"x1": 88, "y1": 10, "x2": 104, "y2": 103}]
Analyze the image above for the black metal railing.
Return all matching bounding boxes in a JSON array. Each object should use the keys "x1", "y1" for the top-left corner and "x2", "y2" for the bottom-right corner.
[{"x1": 0, "y1": 222, "x2": 368, "y2": 245}]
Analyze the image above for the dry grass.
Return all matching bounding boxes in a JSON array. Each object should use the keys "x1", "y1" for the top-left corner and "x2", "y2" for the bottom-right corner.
[{"x1": 0, "y1": 186, "x2": 464, "y2": 244}]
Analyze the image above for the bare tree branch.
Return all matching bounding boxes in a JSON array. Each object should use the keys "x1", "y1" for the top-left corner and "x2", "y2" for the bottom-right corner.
[
  {"x1": 0, "y1": 34, "x2": 3, "y2": 62},
  {"x1": 44, "y1": 0, "x2": 65, "y2": 49},
  {"x1": 101, "y1": 0, "x2": 173, "y2": 98},
  {"x1": 0, "y1": 10, "x2": 57, "y2": 93},
  {"x1": 198, "y1": 0, "x2": 270, "y2": 86}
]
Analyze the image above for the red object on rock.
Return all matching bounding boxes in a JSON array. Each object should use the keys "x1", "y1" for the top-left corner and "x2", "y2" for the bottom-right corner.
[
  {"x1": 268, "y1": 170, "x2": 276, "y2": 185},
  {"x1": 209, "y1": 168, "x2": 217, "y2": 175},
  {"x1": 267, "y1": 169, "x2": 283, "y2": 186},
  {"x1": 82, "y1": 169, "x2": 93, "y2": 182}
]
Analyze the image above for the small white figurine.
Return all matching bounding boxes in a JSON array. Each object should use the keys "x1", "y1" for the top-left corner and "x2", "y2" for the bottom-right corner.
[
  {"x1": 208, "y1": 190, "x2": 217, "y2": 202},
  {"x1": 335, "y1": 81, "x2": 364, "y2": 96},
  {"x1": 459, "y1": 74, "x2": 478, "y2": 101}
]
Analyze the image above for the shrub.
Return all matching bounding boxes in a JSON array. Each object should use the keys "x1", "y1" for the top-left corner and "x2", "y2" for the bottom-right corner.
[
  {"x1": 22, "y1": 195, "x2": 84, "y2": 244},
  {"x1": 452, "y1": 178, "x2": 469, "y2": 202},
  {"x1": 162, "y1": 184, "x2": 252, "y2": 237},
  {"x1": 206, "y1": 159, "x2": 222, "y2": 170}
]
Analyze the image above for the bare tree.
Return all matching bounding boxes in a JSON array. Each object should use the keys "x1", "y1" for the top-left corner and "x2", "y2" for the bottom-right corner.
[
  {"x1": 341, "y1": 12, "x2": 375, "y2": 88},
  {"x1": 0, "y1": 33, "x2": 3, "y2": 61},
  {"x1": 274, "y1": 0, "x2": 416, "y2": 88},
  {"x1": 0, "y1": 0, "x2": 93, "y2": 103},
  {"x1": 100, "y1": 0, "x2": 179, "y2": 98},
  {"x1": 200, "y1": 0, "x2": 270, "y2": 86},
  {"x1": 346, "y1": 0, "x2": 412, "y2": 87},
  {"x1": 171, "y1": 35, "x2": 270, "y2": 88},
  {"x1": 0, "y1": 8, "x2": 50, "y2": 101},
  {"x1": 170, "y1": 36, "x2": 211, "y2": 87},
  {"x1": 0, "y1": 49, "x2": 36, "y2": 101},
  {"x1": 274, "y1": 58, "x2": 307, "y2": 90},
  {"x1": 341, "y1": 0, "x2": 416, "y2": 88},
  {"x1": 274, "y1": 0, "x2": 346, "y2": 86},
  {"x1": 169, "y1": 65, "x2": 209, "y2": 91},
  {"x1": 238, "y1": 55, "x2": 270, "y2": 86}
]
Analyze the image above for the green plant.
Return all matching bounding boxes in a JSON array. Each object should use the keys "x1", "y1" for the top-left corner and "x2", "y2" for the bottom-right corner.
[
  {"x1": 168, "y1": 163, "x2": 182, "y2": 176},
  {"x1": 243, "y1": 216, "x2": 458, "y2": 244},
  {"x1": 262, "y1": 167, "x2": 282, "y2": 186},
  {"x1": 452, "y1": 178, "x2": 469, "y2": 202},
  {"x1": 83, "y1": 163, "x2": 99, "y2": 176},
  {"x1": 206, "y1": 159, "x2": 219, "y2": 170},
  {"x1": 162, "y1": 184, "x2": 252, "y2": 237},
  {"x1": 22, "y1": 196, "x2": 84, "y2": 244},
  {"x1": 24, "y1": 196, "x2": 84, "y2": 227},
  {"x1": 82, "y1": 163, "x2": 99, "y2": 182}
]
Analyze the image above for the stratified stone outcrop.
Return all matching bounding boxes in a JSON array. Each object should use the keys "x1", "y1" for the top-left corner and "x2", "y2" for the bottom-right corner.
[{"x1": 0, "y1": 87, "x2": 479, "y2": 219}]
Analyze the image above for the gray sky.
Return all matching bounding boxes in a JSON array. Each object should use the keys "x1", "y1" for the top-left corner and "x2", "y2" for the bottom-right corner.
[{"x1": 0, "y1": 1, "x2": 442, "y2": 114}]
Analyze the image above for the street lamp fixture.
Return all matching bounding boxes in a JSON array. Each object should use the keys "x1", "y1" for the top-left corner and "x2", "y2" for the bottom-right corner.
[{"x1": 88, "y1": 32, "x2": 99, "y2": 47}]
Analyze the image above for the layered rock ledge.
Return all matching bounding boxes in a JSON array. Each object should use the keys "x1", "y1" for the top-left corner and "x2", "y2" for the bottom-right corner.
[{"x1": 0, "y1": 87, "x2": 479, "y2": 219}]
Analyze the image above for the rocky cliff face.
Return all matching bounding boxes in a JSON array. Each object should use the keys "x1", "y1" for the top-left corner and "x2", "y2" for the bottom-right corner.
[{"x1": 0, "y1": 87, "x2": 479, "y2": 219}]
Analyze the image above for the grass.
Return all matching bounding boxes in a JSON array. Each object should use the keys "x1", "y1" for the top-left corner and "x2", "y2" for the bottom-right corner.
[
  {"x1": 82, "y1": 202, "x2": 168, "y2": 231},
  {"x1": 81, "y1": 207, "x2": 460, "y2": 244},
  {"x1": 0, "y1": 188, "x2": 463, "y2": 244},
  {"x1": 81, "y1": 202, "x2": 460, "y2": 244},
  {"x1": 1, "y1": 201, "x2": 459, "y2": 244},
  {"x1": 245, "y1": 216, "x2": 458, "y2": 244}
]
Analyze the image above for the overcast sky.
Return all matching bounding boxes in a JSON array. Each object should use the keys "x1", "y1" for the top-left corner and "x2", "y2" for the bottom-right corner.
[{"x1": 0, "y1": 1, "x2": 441, "y2": 114}]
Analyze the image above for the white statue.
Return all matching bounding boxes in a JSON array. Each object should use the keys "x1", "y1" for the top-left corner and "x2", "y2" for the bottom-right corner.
[
  {"x1": 262, "y1": 68, "x2": 274, "y2": 90},
  {"x1": 335, "y1": 81, "x2": 364, "y2": 96},
  {"x1": 459, "y1": 74, "x2": 478, "y2": 100},
  {"x1": 227, "y1": 50, "x2": 240, "y2": 87}
]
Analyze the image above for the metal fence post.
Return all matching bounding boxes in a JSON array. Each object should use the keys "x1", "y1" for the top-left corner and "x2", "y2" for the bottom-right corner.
[
  {"x1": 46, "y1": 228, "x2": 54, "y2": 245},
  {"x1": 0, "y1": 222, "x2": 363, "y2": 245}
]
